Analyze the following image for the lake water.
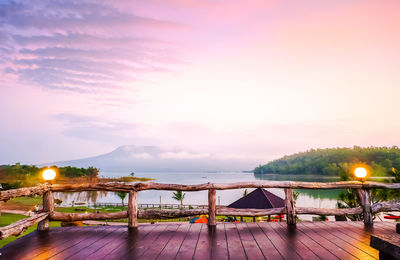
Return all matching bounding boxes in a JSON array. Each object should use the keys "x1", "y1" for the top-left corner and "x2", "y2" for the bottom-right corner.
[{"x1": 55, "y1": 172, "x2": 343, "y2": 220}]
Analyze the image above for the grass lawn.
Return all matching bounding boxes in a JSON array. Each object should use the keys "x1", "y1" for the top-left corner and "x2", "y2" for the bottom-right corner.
[
  {"x1": 0, "y1": 213, "x2": 61, "y2": 248},
  {"x1": 2, "y1": 196, "x2": 42, "y2": 211}
]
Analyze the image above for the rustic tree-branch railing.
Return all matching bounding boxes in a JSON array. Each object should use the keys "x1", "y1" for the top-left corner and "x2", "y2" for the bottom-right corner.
[{"x1": 1, "y1": 181, "x2": 400, "y2": 240}]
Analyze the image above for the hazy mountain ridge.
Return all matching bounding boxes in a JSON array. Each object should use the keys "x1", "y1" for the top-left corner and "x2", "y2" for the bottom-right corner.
[{"x1": 51, "y1": 145, "x2": 259, "y2": 172}]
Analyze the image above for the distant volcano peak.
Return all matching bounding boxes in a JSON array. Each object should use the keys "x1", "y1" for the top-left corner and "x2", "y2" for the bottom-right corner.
[{"x1": 52, "y1": 145, "x2": 259, "y2": 172}]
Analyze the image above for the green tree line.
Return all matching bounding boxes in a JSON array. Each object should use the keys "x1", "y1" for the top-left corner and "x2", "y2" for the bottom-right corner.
[
  {"x1": 0, "y1": 163, "x2": 99, "y2": 189},
  {"x1": 254, "y1": 146, "x2": 400, "y2": 177}
]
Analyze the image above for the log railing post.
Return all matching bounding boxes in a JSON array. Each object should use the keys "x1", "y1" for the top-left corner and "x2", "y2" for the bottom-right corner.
[
  {"x1": 208, "y1": 188, "x2": 216, "y2": 226},
  {"x1": 128, "y1": 191, "x2": 138, "y2": 229},
  {"x1": 38, "y1": 190, "x2": 54, "y2": 231},
  {"x1": 357, "y1": 188, "x2": 373, "y2": 225},
  {"x1": 284, "y1": 188, "x2": 296, "y2": 225}
]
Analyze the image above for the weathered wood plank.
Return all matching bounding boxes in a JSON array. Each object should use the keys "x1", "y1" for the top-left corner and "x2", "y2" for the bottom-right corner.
[
  {"x1": 84, "y1": 227, "x2": 128, "y2": 260},
  {"x1": 313, "y1": 221, "x2": 378, "y2": 259},
  {"x1": 0, "y1": 213, "x2": 49, "y2": 239},
  {"x1": 246, "y1": 222, "x2": 283, "y2": 260},
  {"x1": 334, "y1": 221, "x2": 375, "y2": 246},
  {"x1": 271, "y1": 222, "x2": 319, "y2": 260},
  {"x1": 397, "y1": 223, "x2": 400, "y2": 233},
  {"x1": 208, "y1": 189, "x2": 216, "y2": 226},
  {"x1": 193, "y1": 224, "x2": 212, "y2": 260},
  {"x1": 371, "y1": 201, "x2": 400, "y2": 213},
  {"x1": 120, "y1": 224, "x2": 170, "y2": 259},
  {"x1": 78, "y1": 227, "x2": 128, "y2": 260},
  {"x1": 48, "y1": 180, "x2": 400, "y2": 193},
  {"x1": 211, "y1": 224, "x2": 229, "y2": 260},
  {"x1": 50, "y1": 209, "x2": 210, "y2": 221},
  {"x1": 302, "y1": 222, "x2": 376, "y2": 260},
  {"x1": 128, "y1": 190, "x2": 138, "y2": 228},
  {"x1": 277, "y1": 222, "x2": 338, "y2": 260},
  {"x1": 346, "y1": 221, "x2": 394, "y2": 233},
  {"x1": 296, "y1": 206, "x2": 363, "y2": 215},
  {"x1": 174, "y1": 223, "x2": 202, "y2": 259},
  {"x1": 357, "y1": 189, "x2": 373, "y2": 225},
  {"x1": 370, "y1": 233, "x2": 400, "y2": 259},
  {"x1": 1, "y1": 227, "x2": 73, "y2": 259},
  {"x1": 38, "y1": 190, "x2": 54, "y2": 231},
  {"x1": 258, "y1": 222, "x2": 302, "y2": 260},
  {"x1": 218, "y1": 207, "x2": 285, "y2": 216},
  {"x1": 236, "y1": 223, "x2": 265, "y2": 260},
  {"x1": 375, "y1": 221, "x2": 398, "y2": 231},
  {"x1": 225, "y1": 223, "x2": 247, "y2": 260},
  {"x1": 49, "y1": 226, "x2": 120, "y2": 259},
  {"x1": 140, "y1": 208, "x2": 208, "y2": 219},
  {"x1": 296, "y1": 222, "x2": 356, "y2": 259},
  {"x1": 29, "y1": 226, "x2": 105, "y2": 260},
  {"x1": 50, "y1": 211, "x2": 128, "y2": 221},
  {"x1": 1, "y1": 222, "x2": 396, "y2": 259},
  {"x1": 284, "y1": 188, "x2": 296, "y2": 225},
  {"x1": 157, "y1": 223, "x2": 191, "y2": 259},
  {"x1": 48, "y1": 206, "x2": 374, "y2": 223},
  {"x1": 0, "y1": 185, "x2": 48, "y2": 201},
  {"x1": 138, "y1": 224, "x2": 180, "y2": 259},
  {"x1": 103, "y1": 224, "x2": 157, "y2": 259}
]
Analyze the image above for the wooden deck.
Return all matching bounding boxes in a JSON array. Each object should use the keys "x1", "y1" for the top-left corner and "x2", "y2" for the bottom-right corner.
[{"x1": 0, "y1": 222, "x2": 397, "y2": 259}]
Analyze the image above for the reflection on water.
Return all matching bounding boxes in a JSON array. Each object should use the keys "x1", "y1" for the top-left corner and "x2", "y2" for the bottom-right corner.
[
  {"x1": 255, "y1": 173, "x2": 344, "y2": 200},
  {"x1": 55, "y1": 190, "x2": 109, "y2": 206}
]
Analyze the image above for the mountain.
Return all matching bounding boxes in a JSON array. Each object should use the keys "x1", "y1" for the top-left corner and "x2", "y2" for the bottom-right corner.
[{"x1": 51, "y1": 145, "x2": 259, "y2": 172}]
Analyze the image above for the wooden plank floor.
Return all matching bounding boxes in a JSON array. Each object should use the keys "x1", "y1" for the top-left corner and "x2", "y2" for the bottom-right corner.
[{"x1": 0, "y1": 222, "x2": 397, "y2": 259}]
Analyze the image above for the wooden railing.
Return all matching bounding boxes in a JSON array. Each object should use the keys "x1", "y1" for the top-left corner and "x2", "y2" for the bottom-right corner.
[{"x1": 1, "y1": 181, "x2": 400, "y2": 240}]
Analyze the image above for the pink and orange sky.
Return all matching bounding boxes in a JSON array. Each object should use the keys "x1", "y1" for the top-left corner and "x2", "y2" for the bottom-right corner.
[{"x1": 1, "y1": 0, "x2": 400, "y2": 165}]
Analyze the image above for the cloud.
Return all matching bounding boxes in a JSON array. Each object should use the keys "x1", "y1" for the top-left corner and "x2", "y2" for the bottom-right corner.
[
  {"x1": 0, "y1": 0, "x2": 185, "y2": 100},
  {"x1": 51, "y1": 113, "x2": 138, "y2": 143},
  {"x1": 160, "y1": 151, "x2": 210, "y2": 159},
  {"x1": 130, "y1": 153, "x2": 152, "y2": 159}
]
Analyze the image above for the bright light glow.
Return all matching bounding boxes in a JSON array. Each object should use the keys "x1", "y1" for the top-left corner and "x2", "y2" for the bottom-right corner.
[
  {"x1": 354, "y1": 167, "x2": 367, "y2": 179},
  {"x1": 42, "y1": 169, "x2": 56, "y2": 181}
]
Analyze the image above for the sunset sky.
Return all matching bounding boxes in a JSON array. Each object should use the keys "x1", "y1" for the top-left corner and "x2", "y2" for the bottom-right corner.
[{"x1": 1, "y1": 0, "x2": 400, "y2": 165}]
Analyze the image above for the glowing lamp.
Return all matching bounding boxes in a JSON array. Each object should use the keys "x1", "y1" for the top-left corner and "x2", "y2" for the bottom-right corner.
[
  {"x1": 42, "y1": 169, "x2": 56, "y2": 181},
  {"x1": 354, "y1": 167, "x2": 367, "y2": 179}
]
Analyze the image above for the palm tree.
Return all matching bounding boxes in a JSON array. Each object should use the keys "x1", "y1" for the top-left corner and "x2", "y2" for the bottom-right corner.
[
  {"x1": 117, "y1": 192, "x2": 127, "y2": 207},
  {"x1": 172, "y1": 190, "x2": 185, "y2": 209}
]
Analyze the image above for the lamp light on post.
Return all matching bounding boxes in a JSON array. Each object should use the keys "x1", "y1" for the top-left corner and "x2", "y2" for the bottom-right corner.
[
  {"x1": 42, "y1": 168, "x2": 56, "y2": 183},
  {"x1": 354, "y1": 167, "x2": 367, "y2": 182},
  {"x1": 38, "y1": 168, "x2": 56, "y2": 231}
]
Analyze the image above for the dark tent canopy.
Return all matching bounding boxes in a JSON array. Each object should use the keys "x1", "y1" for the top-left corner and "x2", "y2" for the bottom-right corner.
[{"x1": 228, "y1": 188, "x2": 284, "y2": 209}]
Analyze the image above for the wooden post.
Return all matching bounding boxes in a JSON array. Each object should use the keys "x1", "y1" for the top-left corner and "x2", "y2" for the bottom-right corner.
[
  {"x1": 357, "y1": 188, "x2": 373, "y2": 225},
  {"x1": 284, "y1": 188, "x2": 296, "y2": 226},
  {"x1": 37, "y1": 190, "x2": 54, "y2": 231},
  {"x1": 128, "y1": 191, "x2": 138, "y2": 228},
  {"x1": 208, "y1": 189, "x2": 216, "y2": 226}
]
